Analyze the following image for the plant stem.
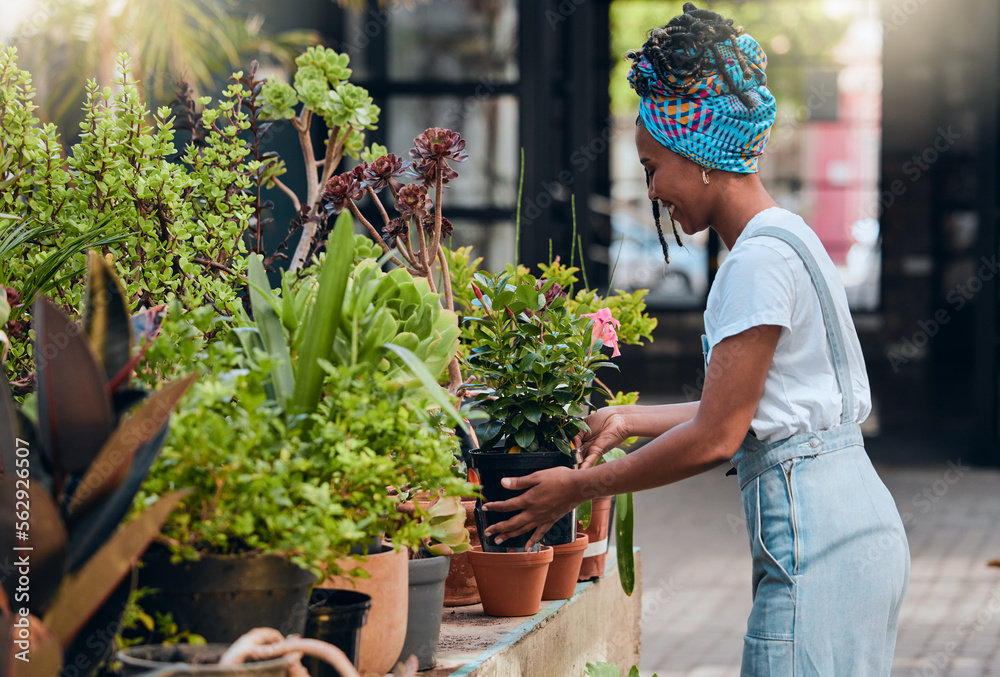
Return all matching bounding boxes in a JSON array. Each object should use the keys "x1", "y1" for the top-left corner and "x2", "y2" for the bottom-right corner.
[
  {"x1": 515, "y1": 148, "x2": 524, "y2": 275},
  {"x1": 193, "y1": 257, "x2": 245, "y2": 280},
  {"x1": 437, "y1": 246, "x2": 454, "y2": 312},
  {"x1": 347, "y1": 201, "x2": 406, "y2": 268},
  {"x1": 366, "y1": 186, "x2": 391, "y2": 227},
  {"x1": 271, "y1": 176, "x2": 301, "y2": 212},
  {"x1": 289, "y1": 109, "x2": 317, "y2": 272}
]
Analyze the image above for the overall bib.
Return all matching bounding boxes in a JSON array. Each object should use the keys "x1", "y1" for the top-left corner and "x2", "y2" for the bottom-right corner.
[{"x1": 702, "y1": 227, "x2": 910, "y2": 676}]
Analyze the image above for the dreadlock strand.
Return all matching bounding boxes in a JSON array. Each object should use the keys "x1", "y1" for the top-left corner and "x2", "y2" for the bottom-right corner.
[
  {"x1": 730, "y1": 34, "x2": 753, "y2": 79},
  {"x1": 652, "y1": 200, "x2": 671, "y2": 265}
]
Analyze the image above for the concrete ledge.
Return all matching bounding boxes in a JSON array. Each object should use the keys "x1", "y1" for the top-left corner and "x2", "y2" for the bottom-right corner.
[{"x1": 426, "y1": 549, "x2": 642, "y2": 676}]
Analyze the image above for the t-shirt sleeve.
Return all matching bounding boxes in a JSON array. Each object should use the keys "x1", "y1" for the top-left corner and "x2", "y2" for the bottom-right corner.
[{"x1": 707, "y1": 242, "x2": 796, "y2": 349}]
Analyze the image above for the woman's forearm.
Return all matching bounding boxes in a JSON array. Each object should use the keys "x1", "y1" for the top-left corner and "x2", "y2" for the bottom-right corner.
[
  {"x1": 618, "y1": 401, "x2": 700, "y2": 439},
  {"x1": 579, "y1": 418, "x2": 730, "y2": 497}
]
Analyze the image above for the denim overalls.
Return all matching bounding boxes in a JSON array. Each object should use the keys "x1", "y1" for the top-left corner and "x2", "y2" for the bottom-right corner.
[{"x1": 703, "y1": 226, "x2": 910, "y2": 676}]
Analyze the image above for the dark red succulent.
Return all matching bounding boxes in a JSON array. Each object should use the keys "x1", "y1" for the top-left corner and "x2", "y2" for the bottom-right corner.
[
  {"x1": 382, "y1": 217, "x2": 409, "y2": 249},
  {"x1": 321, "y1": 171, "x2": 365, "y2": 214},
  {"x1": 536, "y1": 280, "x2": 567, "y2": 308},
  {"x1": 395, "y1": 183, "x2": 431, "y2": 218},
  {"x1": 421, "y1": 215, "x2": 453, "y2": 238},
  {"x1": 363, "y1": 153, "x2": 410, "y2": 193},
  {"x1": 409, "y1": 127, "x2": 467, "y2": 185}
]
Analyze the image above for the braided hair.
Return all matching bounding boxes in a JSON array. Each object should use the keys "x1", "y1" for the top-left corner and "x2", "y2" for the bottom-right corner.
[{"x1": 629, "y1": 2, "x2": 759, "y2": 264}]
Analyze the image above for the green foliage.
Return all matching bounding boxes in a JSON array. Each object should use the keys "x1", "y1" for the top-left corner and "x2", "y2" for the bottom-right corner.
[
  {"x1": 0, "y1": 48, "x2": 264, "y2": 382},
  {"x1": 137, "y1": 222, "x2": 470, "y2": 569},
  {"x1": 537, "y1": 259, "x2": 657, "y2": 347},
  {"x1": 6, "y1": 0, "x2": 319, "y2": 142},
  {"x1": 0, "y1": 255, "x2": 189, "y2": 676},
  {"x1": 137, "y1": 341, "x2": 469, "y2": 571},
  {"x1": 260, "y1": 45, "x2": 379, "y2": 161},
  {"x1": 115, "y1": 588, "x2": 206, "y2": 651},
  {"x1": 260, "y1": 81, "x2": 297, "y2": 119},
  {"x1": 462, "y1": 271, "x2": 619, "y2": 454},
  {"x1": 448, "y1": 246, "x2": 656, "y2": 350},
  {"x1": 584, "y1": 663, "x2": 652, "y2": 677},
  {"x1": 238, "y1": 213, "x2": 462, "y2": 426}
]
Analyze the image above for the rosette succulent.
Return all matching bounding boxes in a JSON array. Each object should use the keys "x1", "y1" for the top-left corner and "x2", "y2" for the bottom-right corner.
[
  {"x1": 409, "y1": 127, "x2": 468, "y2": 186},
  {"x1": 363, "y1": 153, "x2": 410, "y2": 193}
]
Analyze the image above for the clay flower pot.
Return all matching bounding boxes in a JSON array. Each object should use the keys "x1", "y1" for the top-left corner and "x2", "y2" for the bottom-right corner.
[
  {"x1": 444, "y1": 498, "x2": 481, "y2": 606},
  {"x1": 320, "y1": 544, "x2": 408, "y2": 677},
  {"x1": 578, "y1": 496, "x2": 614, "y2": 581},
  {"x1": 541, "y1": 533, "x2": 589, "y2": 600},
  {"x1": 467, "y1": 545, "x2": 553, "y2": 617}
]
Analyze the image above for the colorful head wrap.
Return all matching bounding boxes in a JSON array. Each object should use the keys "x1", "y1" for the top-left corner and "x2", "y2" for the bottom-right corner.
[{"x1": 628, "y1": 33, "x2": 776, "y2": 174}]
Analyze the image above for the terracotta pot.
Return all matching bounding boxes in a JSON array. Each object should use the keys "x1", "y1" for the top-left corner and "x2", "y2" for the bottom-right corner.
[
  {"x1": 542, "y1": 533, "x2": 589, "y2": 600},
  {"x1": 444, "y1": 498, "x2": 481, "y2": 606},
  {"x1": 578, "y1": 496, "x2": 614, "y2": 581},
  {"x1": 320, "y1": 544, "x2": 408, "y2": 677},
  {"x1": 467, "y1": 545, "x2": 553, "y2": 617}
]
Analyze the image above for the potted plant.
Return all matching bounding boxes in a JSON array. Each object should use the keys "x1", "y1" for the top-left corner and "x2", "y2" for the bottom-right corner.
[
  {"x1": 449, "y1": 243, "x2": 655, "y2": 595},
  {"x1": 134, "y1": 213, "x2": 471, "y2": 673},
  {"x1": 0, "y1": 254, "x2": 190, "y2": 677},
  {"x1": 460, "y1": 270, "x2": 622, "y2": 551}
]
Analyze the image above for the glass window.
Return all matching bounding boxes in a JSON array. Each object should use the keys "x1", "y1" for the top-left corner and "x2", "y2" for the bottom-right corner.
[
  {"x1": 386, "y1": 0, "x2": 518, "y2": 83},
  {"x1": 388, "y1": 95, "x2": 519, "y2": 209}
]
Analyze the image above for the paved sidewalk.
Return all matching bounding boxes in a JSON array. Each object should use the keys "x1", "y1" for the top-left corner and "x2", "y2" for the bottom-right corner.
[{"x1": 632, "y1": 457, "x2": 1000, "y2": 676}]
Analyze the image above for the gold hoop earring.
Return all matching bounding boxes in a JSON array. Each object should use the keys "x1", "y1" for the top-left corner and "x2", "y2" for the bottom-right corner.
[{"x1": 702, "y1": 168, "x2": 710, "y2": 185}]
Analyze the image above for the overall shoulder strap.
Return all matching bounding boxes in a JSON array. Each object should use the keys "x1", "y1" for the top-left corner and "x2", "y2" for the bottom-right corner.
[{"x1": 747, "y1": 226, "x2": 855, "y2": 424}]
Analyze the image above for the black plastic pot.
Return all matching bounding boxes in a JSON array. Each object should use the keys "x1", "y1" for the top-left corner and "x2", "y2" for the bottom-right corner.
[
  {"x1": 117, "y1": 644, "x2": 288, "y2": 677},
  {"x1": 137, "y1": 545, "x2": 317, "y2": 643},
  {"x1": 396, "y1": 554, "x2": 451, "y2": 670},
  {"x1": 468, "y1": 449, "x2": 577, "y2": 551},
  {"x1": 302, "y1": 589, "x2": 371, "y2": 677}
]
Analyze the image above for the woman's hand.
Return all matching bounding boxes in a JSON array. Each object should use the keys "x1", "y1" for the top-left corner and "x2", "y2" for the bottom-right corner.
[
  {"x1": 573, "y1": 407, "x2": 630, "y2": 469},
  {"x1": 482, "y1": 466, "x2": 580, "y2": 550}
]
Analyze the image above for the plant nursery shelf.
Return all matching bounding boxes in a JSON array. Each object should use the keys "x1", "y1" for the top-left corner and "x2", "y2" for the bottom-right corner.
[{"x1": 424, "y1": 549, "x2": 642, "y2": 676}]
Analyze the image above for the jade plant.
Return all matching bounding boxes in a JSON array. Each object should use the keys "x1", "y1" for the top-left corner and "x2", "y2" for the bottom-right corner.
[
  {"x1": 0, "y1": 47, "x2": 270, "y2": 387},
  {"x1": 0, "y1": 253, "x2": 191, "y2": 676}
]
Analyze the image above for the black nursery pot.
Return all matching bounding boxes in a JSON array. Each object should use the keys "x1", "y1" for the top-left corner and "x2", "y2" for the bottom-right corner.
[
  {"x1": 137, "y1": 544, "x2": 317, "y2": 644},
  {"x1": 468, "y1": 449, "x2": 577, "y2": 552},
  {"x1": 302, "y1": 589, "x2": 372, "y2": 677}
]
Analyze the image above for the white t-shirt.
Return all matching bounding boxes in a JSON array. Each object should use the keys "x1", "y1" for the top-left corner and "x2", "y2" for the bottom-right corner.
[{"x1": 703, "y1": 207, "x2": 871, "y2": 444}]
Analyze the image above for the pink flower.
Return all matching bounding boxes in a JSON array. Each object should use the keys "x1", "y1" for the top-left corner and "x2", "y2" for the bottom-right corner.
[{"x1": 581, "y1": 308, "x2": 621, "y2": 358}]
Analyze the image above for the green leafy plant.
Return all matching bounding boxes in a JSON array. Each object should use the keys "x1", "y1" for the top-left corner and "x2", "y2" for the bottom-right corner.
[
  {"x1": 396, "y1": 494, "x2": 472, "y2": 558},
  {"x1": 0, "y1": 253, "x2": 190, "y2": 677},
  {"x1": 584, "y1": 662, "x2": 654, "y2": 677},
  {"x1": 308, "y1": 126, "x2": 471, "y2": 392},
  {"x1": 137, "y1": 213, "x2": 472, "y2": 571},
  {"x1": 461, "y1": 270, "x2": 620, "y2": 455},
  {"x1": 0, "y1": 48, "x2": 274, "y2": 386}
]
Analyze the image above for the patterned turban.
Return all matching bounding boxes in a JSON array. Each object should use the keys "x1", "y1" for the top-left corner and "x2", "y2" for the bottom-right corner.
[{"x1": 628, "y1": 33, "x2": 777, "y2": 173}]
